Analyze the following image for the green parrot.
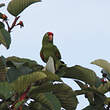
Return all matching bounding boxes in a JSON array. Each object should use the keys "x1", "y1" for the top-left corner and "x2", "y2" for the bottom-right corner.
[{"x1": 40, "y1": 32, "x2": 65, "y2": 72}]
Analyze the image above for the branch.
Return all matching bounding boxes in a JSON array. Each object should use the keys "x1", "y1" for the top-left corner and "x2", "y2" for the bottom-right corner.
[
  {"x1": 8, "y1": 16, "x2": 20, "y2": 33},
  {"x1": 11, "y1": 85, "x2": 31, "y2": 109},
  {"x1": 8, "y1": 16, "x2": 20, "y2": 32}
]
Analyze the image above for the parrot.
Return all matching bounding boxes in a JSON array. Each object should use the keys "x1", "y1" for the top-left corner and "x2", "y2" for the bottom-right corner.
[{"x1": 40, "y1": 32, "x2": 65, "y2": 72}]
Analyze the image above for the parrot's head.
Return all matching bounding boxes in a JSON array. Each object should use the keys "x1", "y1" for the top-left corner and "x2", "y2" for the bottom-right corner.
[{"x1": 42, "y1": 32, "x2": 53, "y2": 45}]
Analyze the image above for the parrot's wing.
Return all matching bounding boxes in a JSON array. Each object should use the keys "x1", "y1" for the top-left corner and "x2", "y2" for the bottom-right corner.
[
  {"x1": 40, "y1": 48, "x2": 46, "y2": 62},
  {"x1": 53, "y1": 45, "x2": 61, "y2": 60}
]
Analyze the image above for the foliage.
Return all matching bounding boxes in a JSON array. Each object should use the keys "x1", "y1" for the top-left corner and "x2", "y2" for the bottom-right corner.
[{"x1": 0, "y1": 1, "x2": 110, "y2": 110}]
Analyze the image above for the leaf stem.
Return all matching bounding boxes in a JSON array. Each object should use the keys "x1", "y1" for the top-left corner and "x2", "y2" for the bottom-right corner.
[
  {"x1": 5, "y1": 16, "x2": 20, "y2": 33},
  {"x1": 9, "y1": 16, "x2": 20, "y2": 33},
  {"x1": 11, "y1": 85, "x2": 31, "y2": 110}
]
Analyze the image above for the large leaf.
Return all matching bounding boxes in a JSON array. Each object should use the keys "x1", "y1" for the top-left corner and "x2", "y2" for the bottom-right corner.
[
  {"x1": 75, "y1": 80, "x2": 106, "y2": 106},
  {"x1": 11, "y1": 71, "x2": 47, "y2": 93},
  {"x1": 74, "y1": 80, "x2": 94, "y2": 105},
  {"x1": 0, "y1": 56, "x2": 7, "y2": 81},
  {"x1": 7, "y1": 0, "x2": 41, "y2": 16},
  {"x1": 29, "y1": 102, "x2": 43, "y2": 110},
  {"x1": 44, "y1": 92, "x2": 61, "y2": 110},
  {"x1": 104, "y1": 97, "x2": 110, "y2": 105},
  {"x1": 0, "y1": 22, "x2": 5, "y2": 29},
  {"x1": 33, "y1": 70, "x2": 61, "y2": 86},
  {"x1": 6, "y1": 66, "x2": 32, "y2": 82},
  {"x1": 29, "y1": 82, "x2": 78, "y2": 110},
  {"x1": 82, "y1": 105, "x2": 98, "y2": 110},
  {"x1": 0, "y1": 28, "x2": 11, "y2": 49},
  {"x1": 6, "y1": 56, "x2": 43, "y2": 71},
  {"x1": 93, "y1": 94, "x2": 106, "y2": 110},
  {"x1": 6, "y1": 56, "x2": 43, "y2": 82},
  {"x1": 28, "y1": 102, "x2": 43, "y2": 110},
  {"x1": 53, "y1": 83, "x2": 78, "y2": 110},
  {"x1": 74, "y1": 80, "x2": 88, "y2": 89},
  {"x1": 29, "y1": 82, "x2": 63, "y2": 95},
  {"x1": 0, "y1": 82, "x2": 14, "y2": 99},
  {"x1": 43, "y1": 71, "x2": 61, "y2": 81},
  {"x1": 29, "y1": 85, "x2": 61, "y2": 110},
  {"x1": 0, "y1": 103, "x2": 9, "y2": 110},
  {"x1": 7, "y1": 56, "x2": 38, "y2": 64},
  {"x1": 31, "y1": 93, "x2": 60, "y2": 110},
  {"x1": 0, "y1": 3, "x2": 5, "y2": 8},
  {"x1": 59, "y1": 65, "x2": 99, "y2": 86},
  {"x1": 91, "y1": 59, "x2": 110, "y2": 74}
]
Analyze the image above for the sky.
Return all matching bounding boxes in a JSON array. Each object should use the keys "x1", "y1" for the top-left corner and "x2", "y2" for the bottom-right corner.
[{"x1": 1, "y1": 0, "x2": 110, "y2": 109}]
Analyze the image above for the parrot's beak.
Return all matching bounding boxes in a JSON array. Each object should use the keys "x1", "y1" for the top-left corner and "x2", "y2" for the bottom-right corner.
[{"x1": 49, "y1": 35, "x2": 53, "y2": 41}]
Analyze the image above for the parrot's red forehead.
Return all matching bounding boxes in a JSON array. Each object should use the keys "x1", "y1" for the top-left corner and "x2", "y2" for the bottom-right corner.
[{"x1": 47, "y1": 32, "x2": 53, "y2": 36}]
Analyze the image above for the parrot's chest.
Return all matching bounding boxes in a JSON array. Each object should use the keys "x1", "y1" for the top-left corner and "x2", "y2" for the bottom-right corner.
[{"x1": 42, "y1": 46, "x2": 56, "y2": 61}]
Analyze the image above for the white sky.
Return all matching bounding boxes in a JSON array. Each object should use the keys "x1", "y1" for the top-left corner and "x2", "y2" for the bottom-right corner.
[{"x1": 1, "y1": 0, "x2": 110, "y2": 109}]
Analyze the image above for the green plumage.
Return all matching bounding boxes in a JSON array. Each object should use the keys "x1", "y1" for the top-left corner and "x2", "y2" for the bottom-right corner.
[
  {"x1": 40, "y1": 44, "x2": 61, "y2": 62},
  {"x1": 40, "y1": 32, "x2": 65, "y2": 71}
]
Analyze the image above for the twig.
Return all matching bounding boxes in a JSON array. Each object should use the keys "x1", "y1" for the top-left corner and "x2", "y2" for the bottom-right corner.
[
  {"x1": 6, "y1": 16, "x2": 20, "y2": 33},
  {"x1": 11, "y1": 85, "x2": 31, "y2": 110}
]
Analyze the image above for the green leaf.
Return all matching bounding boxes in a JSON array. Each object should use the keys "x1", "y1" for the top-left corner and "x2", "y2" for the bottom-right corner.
[
  {"x1": 11, "y1": 71, "x2": 47, "y2": 93},
  {"x1": 53, "y1": 83, "x2": 78, "y2": 110},
  {"x1": 0, "y1": 3, "x2": 5, "y2": 8},
  {"x1": 30, "y1": 82, "x2": 78, "y2": 110},
  {"x1": 0, "y1": 13, "x2": 3, "y2": 20},
  {"x1": 6, "y1": 56, "x2": 44, "y2": 82},
  {"x1": 93, "y1": 94, "x2": 106, "y2": 109},
  {"x1": 0, "y1": 56, "x2": 7, "y2": 81},
  {"x1": 7, "y1": 0, "x2": 41, "y2": 16},
  {"x1": 83, "y1": 104, "x2": 106, "y2": 110},
  {"x1": 0, "y1": 56, "x2": 6, "y2": 67},
  {"x1": 75, "y1": 80, "x2": 94, "y2": 105},
  {"x1": 91, "y1": 59, "x2": 110, "y2": 81},
  {"x1": 75, "y1": 80, "x2": 106, "y2": 105},
  {"x1": 74, "y1": 80, "x2": 88, "y2": 89},
  {"x1": 44, "y1": 92, "x2": 61, "y2": 110},
  {"x1": 82, "y1": 105, "x2": 97, "y2": 110},
  {"x1": 29, "y1": 102, "x2": 43, "y2": 110},
  {"x1": 29, "y1": 101, "x2": 49, "y2": 110},
  {"x1": 29, "y1": 82, "x2": 62, "y2": 95},
  {"x1": 6, "y1": 67, "x2": 19, "y2": 82},
  {"x1": 97, "y1": 81, "x2": 110, "y2": 94},
  {"x1": 104, "y1": 97, "x2": 110, "y2": 105},
  {"x1": 6, "y1": 56, "x2": 43, "y2": 71},
  {"x1": 32, "y1": 93, "x2": 58, "y2": 110},
  {"x1": 0, "y1": 28, "x2": 11, "y2": 49},
  {"x1": 91, "y1": 59, "x2": 110, "y2": 74},
  {"x1": 6, "y1": 66, "x2": 32, "y2": 82},
  {"x1": 74, "y1": 80, "x2": 103, "y2": 95},
  {"x1": 0, "y1": 22, "x2": 5, "y2": 29},
  {"x1": 7, "y1": 56, "x2": 38, "y2": 64},
  {"x1": 61, "y1": 65, "x2": 99, "y2": 86},
  {"x1": 0, "y1": 103, "x2": 9, "y2": 110},
  {"x1": 43, "y1": 71, "x2": 61, "y2": 81},
  {"x1": 0, "y1": 82, "x2": 14, "y2": 99}
]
